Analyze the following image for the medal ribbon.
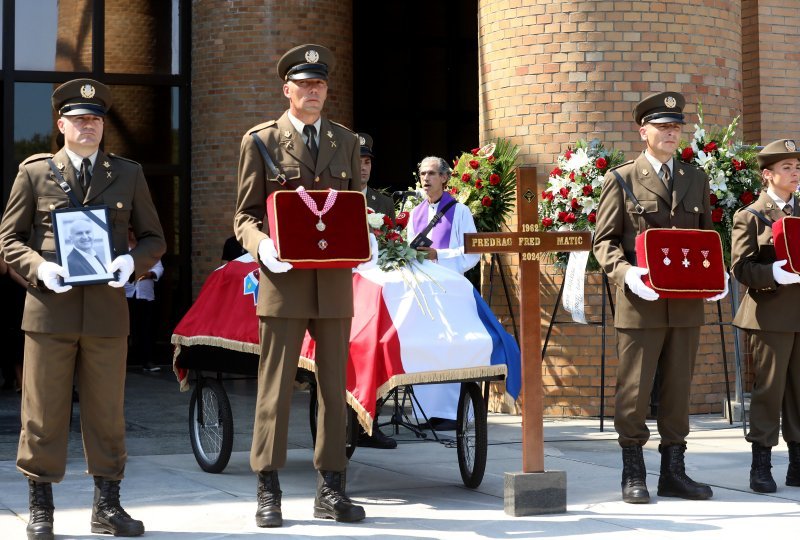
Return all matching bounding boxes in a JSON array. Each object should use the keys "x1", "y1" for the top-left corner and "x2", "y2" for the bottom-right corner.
[{"x1": 296, "y1": 187, "x2": 338, "y2": 227}]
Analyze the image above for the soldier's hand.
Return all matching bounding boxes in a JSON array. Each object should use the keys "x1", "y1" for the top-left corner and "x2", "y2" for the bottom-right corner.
[
  {"x1": 37, "y1": 261, "x2": 72, "y2": 293},
  {"x1": 772, "y1": 260, "x2": 800, "y2": 285},
  {"x1": 355, "y1": 233, "x2": 379, "y2": 272},
  {"x1": 624, "y1": 266, "x2": 659, "y2": 301},
  {"x1": 706, "y1": 271, "x2": 730, "y2": 302},
  {"x1": 258, "y1": 237, "x2": 292, "y2": 273},
  {"x1": 108, "y1": 254, "x2": 134, "y2": 287}
]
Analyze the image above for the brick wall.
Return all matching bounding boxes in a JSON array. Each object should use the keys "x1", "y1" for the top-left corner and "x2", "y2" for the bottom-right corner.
[
  {"x1": 741, "y1": 0, "x2": 800, "y2": 144},
  {"x1": 191, "y1": 0, "x2": 354, "y2": 296},
  {"x1": 477, "y1": 0, "x2": 743, "y2": 416}
]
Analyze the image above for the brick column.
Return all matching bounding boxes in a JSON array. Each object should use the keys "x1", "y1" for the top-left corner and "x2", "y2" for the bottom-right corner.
[
  {"x1": 742, "y1": 0, "x2": 800, "y2": 144},
  {"x1": 478, "y1": 0, "x2": 742, "y2": 416},
  {"x1": 191, "y1": 0, "x2": 354, "y2": 295}
]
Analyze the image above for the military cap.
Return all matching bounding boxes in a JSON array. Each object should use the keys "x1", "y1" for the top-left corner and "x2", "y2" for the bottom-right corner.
[
  {"x1": 633, "y1": 91, "x2": 685, "y2": 125},
  {"x1": 277, "y1": 44, "x2": 335, "y2": 81},
  {"x1": 358, "y1": 133, "x2": 374, "y2": 158},
  {"x1": 51, "y1": 78, "x2": 111, "y2": 116},
  {"x1": 757, "y1": 139, "x2": 800, "y2": 169}
]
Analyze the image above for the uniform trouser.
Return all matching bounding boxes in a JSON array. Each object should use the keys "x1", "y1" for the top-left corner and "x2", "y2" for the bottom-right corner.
[
  {"x1": 614, "y1": 326, "x2": 700, "y2": 447},
  {"x1": 250, "y1": 316, "x2": 350, "y2": 473},
  {"x1": 17, "y1": 332, "x2": 128, "y2": 483},
  {"x1": 746, "y1": 330, "x2": 800, "y2": 447}
]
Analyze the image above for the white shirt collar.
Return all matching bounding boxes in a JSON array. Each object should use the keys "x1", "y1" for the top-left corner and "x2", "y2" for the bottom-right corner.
[
  {"x1": 287, "y1": 112, "x2": 321, "y2": 144},
  {"x1": 644, "y1": 151, "x2": 672, "y2": 176},
  {"x1": 767, "y1": 188, "x2": 794, "y2": 210},
  {"x1": 65, "y1": 148, "x2": 98, "y2": 173}
]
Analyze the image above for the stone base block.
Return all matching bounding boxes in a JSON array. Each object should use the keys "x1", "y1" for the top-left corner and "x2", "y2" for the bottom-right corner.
[{"x1": 504, "y1": 470, "x2": 566, "y2": 516}]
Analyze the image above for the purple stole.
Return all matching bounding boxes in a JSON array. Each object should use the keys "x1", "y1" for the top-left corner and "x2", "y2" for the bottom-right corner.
[{"x1": 411, "y1": 191, "x2": 456, "y2": 249}]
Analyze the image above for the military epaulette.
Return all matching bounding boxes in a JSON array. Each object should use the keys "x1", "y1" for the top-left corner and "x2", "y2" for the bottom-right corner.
[
  {"x1": 107, "y1": 153, "x2": 140, "y2": 165},
  {"x1": 608, "y1": 159, "x2": 634, "y2": 172},
  {"x1": 21, "y1": 153, "x2": 54, "y2": 165},
  {"x1": 329, "y1": 120, "x2": 356, "y2": 135},
  {"x1": 248, "y1": 120, "x2": 277, "y2": 134}
]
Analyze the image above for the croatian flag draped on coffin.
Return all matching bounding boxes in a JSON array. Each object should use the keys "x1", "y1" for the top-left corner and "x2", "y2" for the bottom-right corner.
[{"x1": 171, "y1": 254, "x2": 521, "y2": 431}]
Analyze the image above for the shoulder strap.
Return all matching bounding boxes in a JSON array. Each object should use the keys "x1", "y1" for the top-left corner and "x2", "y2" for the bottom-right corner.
[
  {"x1": 250, "y1": 132, "x2": 287, "y2": 186},
  {"x1": 46, "y1": 159, "x2": 83, "y2": 208},
  {"x1": 745, "y1": 207, "x2": 774, "y2": 228},
  {"x1": 422, "y1": 199, "x2": 456, "y2": 236},
  {"x1": 611, "y1": 169, "x2": 657, "y2": 228}
]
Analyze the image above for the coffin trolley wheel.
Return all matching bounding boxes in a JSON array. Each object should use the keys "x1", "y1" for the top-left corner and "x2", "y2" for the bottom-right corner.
[
  {"x1": 456, "y1": 381, "x2": 488, "y2": 488},
  {"x1": 189, "y1": 376, "x2": 234, "y2": 473}
]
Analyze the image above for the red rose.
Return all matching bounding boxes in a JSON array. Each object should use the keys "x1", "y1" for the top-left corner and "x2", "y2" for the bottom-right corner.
[
  {"x1": 582, "y1": 185, "x2": 593, "y2": 196},
  {"x1": 587, "y1": 212, "x2": 596, "y2": 223},
  {"x1": 559, "y1": 187, "x2": 570, "y2": 198},
  {"x1": 570, "y1": 197, "x2": 580, "y2": 210},
  {"x1": 487, "y1": 155, "x2": 495, "y2": 163},
  {"x1": 557, "y1": 211, "x2": 568, "y2": 222},
  {"x1": 551, "y1": 167, "x2": 563, "y2": 177},
  {"x1": 739, "y1": 191, "x2": 754, "y2": 205},
  {"x1": 386, "y1": 231, "x2": 402, "y2": 242},
  {"x1": 395, "y1": 212, "x2": 409, "y2": 228},
  {"x1": 461, "y1": 173, "x2": 471, "y2": 183},
  {"x1": 546, "y1": 191, "x2": 554, "y2": 201},
  {"x1": 565, "y1": 212, "x2": 577, "y2": 223},
  {"x1": 489, "y1": 173, "x2": 501, "y2": 185},
  {"x1": 596, "y1": 157, "x2": 607, "y2": 169},
  {"x1": 712, "y1": 207, "x2": 724, "y2": 223},
  {"x1": 481, "y1": 196, "x2": 492, "y2": 207},
  {"x1": 564, "y1": 149, "x2": 572, "y2": 159},
  {"x1": 471, "y1": 148, "x2": 480, "y2": 155},
  {"x1": 732, "y1": 158, "x2": 747, "y2": 171},
  {"x1": 681, "y1": 147, "x2": 694, "y2": 160},
  {"x1": 449, "y1": 187, "x2": 458, "y2": 195},
  {"x1": 709, "y1": 193, "x2": 718, "y2": 205},
  {"x1": 383, "y1": 215, "x2": 394, "y2": 227},
  {"x1": 541, "y1": 190, "x2": 548, "y2": 199},
  {"x1": 704, "y1": 141, "x2": 717, "y2": 153},
  {"x1": 475, "y1": 180, "x2": 483, "y2": 189},
  {"x1": 542, "y1": 217, "x2": 554, "y2": 227},
  {"x1": 469, "y1": 160, "x2": 480, "y2": 169},
  {"x1": 569, "y1": 171, "x2": 576, "y2": 182}
]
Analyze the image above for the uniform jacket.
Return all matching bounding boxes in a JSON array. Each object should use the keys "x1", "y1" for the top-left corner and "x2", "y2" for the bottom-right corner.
[
  {"x1": 731, "y1": 191, "x2": 800, "y2": 331},
  {"x1": 365, "y1": 186, "x2": 395, "y2": 218},
  {"x1": 0, "y1": 147, "x2": 166, "y2": 336},
  {"x1": 592, "y1": 152, "x2": 713, "y2": 329},
  {"x1": 234, "y1": 111, "x2": 360, "y2": 319}
]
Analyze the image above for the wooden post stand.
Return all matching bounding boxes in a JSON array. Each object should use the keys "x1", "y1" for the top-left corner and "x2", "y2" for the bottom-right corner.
[{"x1": 465, "y1": 167, "x2": 591, "y2": 516}]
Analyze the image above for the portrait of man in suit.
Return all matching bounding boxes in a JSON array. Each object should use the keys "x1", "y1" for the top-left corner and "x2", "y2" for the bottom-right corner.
[{"x1": 65, "y1": 218, "x2": 107, "y2": 277}]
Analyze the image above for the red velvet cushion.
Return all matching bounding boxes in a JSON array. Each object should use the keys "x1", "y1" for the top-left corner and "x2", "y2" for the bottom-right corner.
[
  {"x1": 635, "y1": 228, "x2": 725, "y2": 298},
  {"x1": 266, "y1": 190, "x2": 371, "y2": 269},
  {"x1": 773, "y1": 216, "x2": 800, "y2": 273}
]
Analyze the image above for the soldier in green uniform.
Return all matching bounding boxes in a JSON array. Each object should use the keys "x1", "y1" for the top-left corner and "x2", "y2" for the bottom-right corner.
[
  {"x1": 593, "y1": 91, "x2": 728, "y2": 504},
  {"x1": 357, "y1": 132, "x2": 395, "y2": 218},
  {"x1": 0, "y1": 79, "x2": 166, "y2": 539},
  {"x1": 234, "y1": 44, "x2": 376, "y2": 527},
  {"x1": 731, "y1": 139, "x2": 800, "y2": 493}
]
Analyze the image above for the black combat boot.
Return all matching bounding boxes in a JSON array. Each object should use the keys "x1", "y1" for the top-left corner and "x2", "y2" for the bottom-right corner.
[
  {"x1": 621, "y1": 445, "x2": 650, "y2": 504},
  {"x1": 26, "y1": 479, "x2": 54, "y2": 540},
  {"x1": 358, "y1": 417, "x2": 397, "y2": 449},
  {"x1": 313, "y1": 470, "x2": 366, "y2": 522},
  {"x1": 90, "y1": 477, "x2": 144, "y2": 536},
  {"x1": 657, "y1": 444, "x2": 713, "y2": 500},
  {"x1": 787, "y1": 441, "x2": 800, "y2": 487},
  {"x1": 255, "y1": 470, "x2": 282, "y2": 527},
  {"x1": 750, "y1": 443, "x2": 777, "y2": 493}
]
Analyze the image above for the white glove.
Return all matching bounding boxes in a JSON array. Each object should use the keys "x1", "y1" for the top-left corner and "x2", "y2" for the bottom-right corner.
[
  {"x1": 258, "y1": 237, "x2": 293, "y2": 273},
  {"x1": 772, "y1": 260, "x2": 800, "y2": 285},
  {"x1": 356, "y1": 233, "x2": 379, "y2": 272},
  {"x1": 37, "y1": 261, "x2": 72, "y2": 293},
  {"x1": 706, "y1": 271, "x2": 730, "y2": 302},
  {"x1": 624, "y1": 266, "x2": 659, "y2": 301},
  {"x1": 107, "y1": 254, "x2": 134, "y2": 288}
]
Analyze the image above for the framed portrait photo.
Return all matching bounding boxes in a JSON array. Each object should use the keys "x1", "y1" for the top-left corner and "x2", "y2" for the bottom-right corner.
[{"x1": 52, "y1": 206, "x2": 115, "y2": 286}]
